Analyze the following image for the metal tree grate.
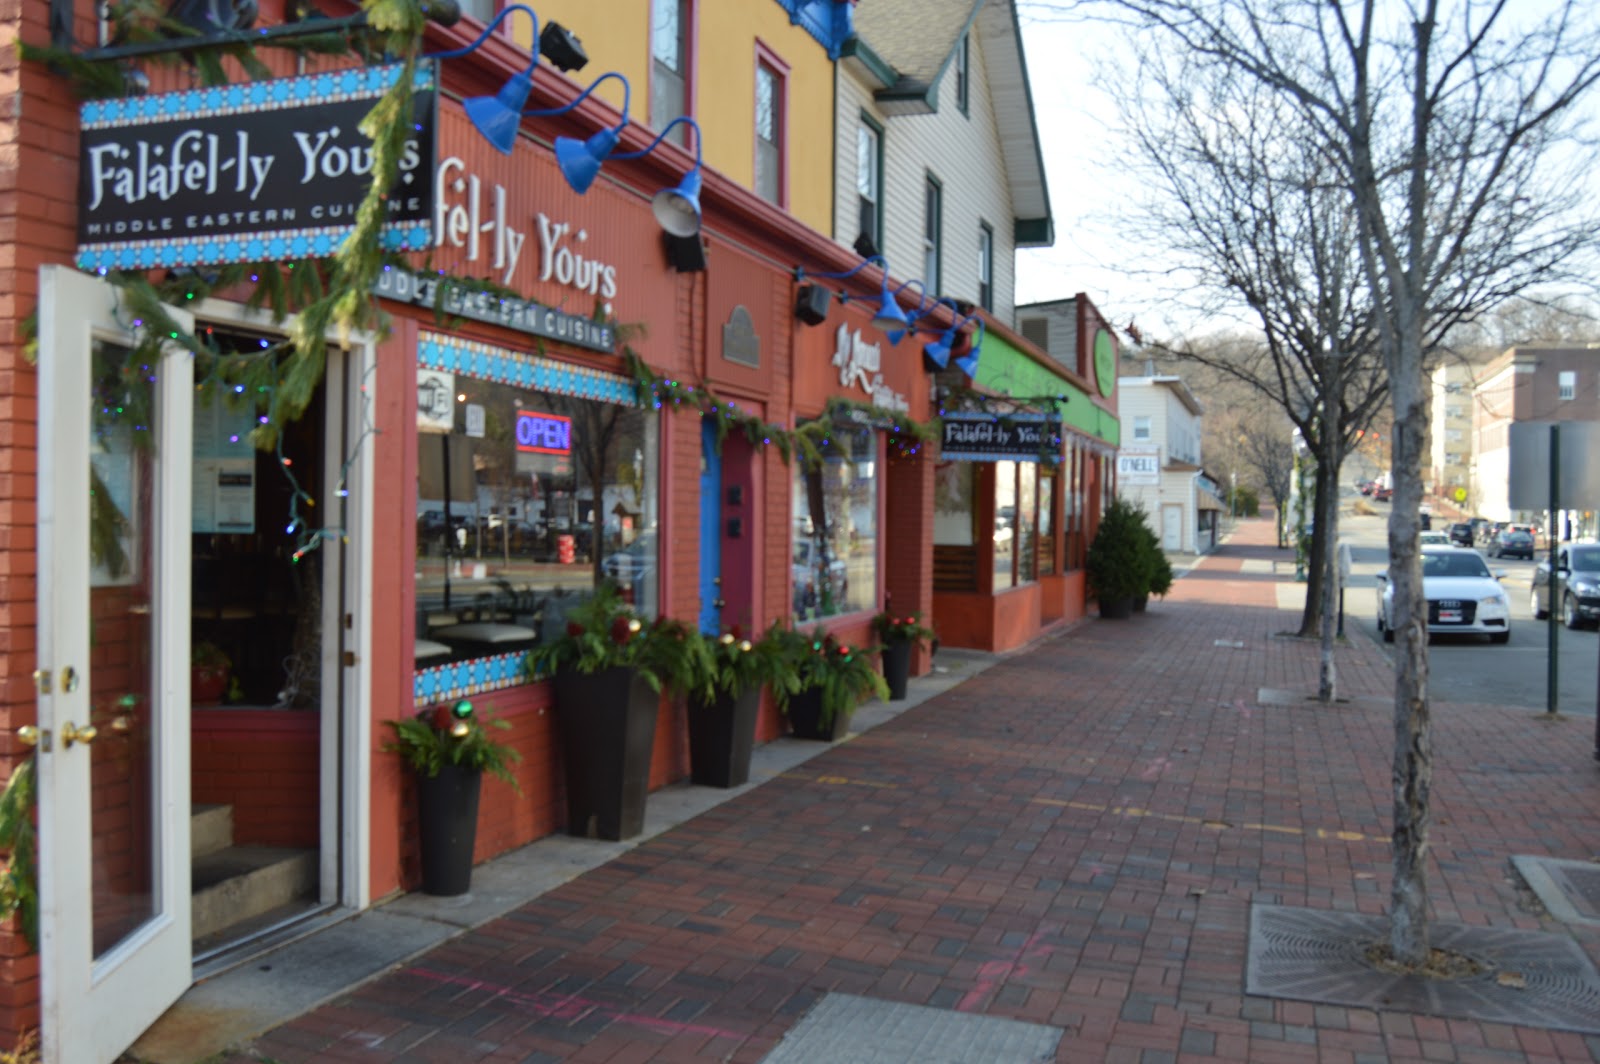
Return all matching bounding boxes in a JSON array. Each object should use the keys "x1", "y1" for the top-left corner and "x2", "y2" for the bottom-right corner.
[{"x1": 1247, "y1": 904, "x2": 1600, "y2": 1034}]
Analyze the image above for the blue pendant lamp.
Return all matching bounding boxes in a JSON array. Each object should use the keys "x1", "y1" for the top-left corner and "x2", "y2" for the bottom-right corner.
[
  {"x1": 428, "y1": 5, "x2": 543, "y2": 156},
  {"x1": 791, "y1": 256, "x2": 928, "y2": 342},
  {"x1": 883, "y1": 280, "x2": 931, "y2": 345},
  {"x1": 609, "y1": 116, "x2": 705, "y2": 236},
  {"x1": 525, "y1": 71, "x2": 632, "y2": 194},
  {"x1": 952, "y1": 319, "x2": 985, "y2": 379}
]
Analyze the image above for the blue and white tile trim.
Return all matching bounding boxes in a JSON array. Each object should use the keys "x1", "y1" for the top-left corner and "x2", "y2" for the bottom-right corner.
[
  {"x1": 78, "y1": 222, "x2": 431, "y2": 273},
  {"x1": 418, "y1": 332, "x2": 641, "y2": 407},
  {"x1": 414, "y1": 651, "x2": 530, "y2": 707},
  {"x1": 80, "y1": 63, "x2": 434, "y2": 129}
]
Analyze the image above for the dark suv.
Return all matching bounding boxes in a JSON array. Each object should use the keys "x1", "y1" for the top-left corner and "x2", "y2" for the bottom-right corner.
[
  {"x1": 1448, "y1": 522, "x2": 1474, "y2": 546},
  {"x1": 1491, "y1": 529, "x2": 1535, "y2": 560}
]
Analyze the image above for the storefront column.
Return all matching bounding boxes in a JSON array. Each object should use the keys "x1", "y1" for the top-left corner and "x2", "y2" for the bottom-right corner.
[{"x1": 884, "y1": 447, "x2": 935, "y2": 674}]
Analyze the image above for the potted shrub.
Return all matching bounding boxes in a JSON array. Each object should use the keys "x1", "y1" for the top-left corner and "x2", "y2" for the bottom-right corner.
[
  {"x1": 772, "y1": 625, "x2": 890, "y2": 741},
  {"x1": 384, "y1": 699, "x2": 521, "y2": 896},
  {"x1": 684, "y1": 621, "x2": 799, "y2": 788},
  {"x1": 1086, "y1": 496, "x2": 1153, "y2": 618},
  {"x1": 1132, "y1": 512, "x2": 1162, "y2": 612},
  {"x1": 527, "y1": 584, "x2": 705, "y2": 840},
  {"x1": 870, "y1": 608, "x2": 935, "y2": 701},
  {"x1": 191, "y1": 641, "x2": 233, "y2": 704}
]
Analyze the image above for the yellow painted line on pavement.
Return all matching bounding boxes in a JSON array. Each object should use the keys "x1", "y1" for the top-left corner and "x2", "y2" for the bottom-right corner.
[
  {"x1": 1030, "y1": 797, "x2": 1383, "y2": 844},
  {"x1": 784, "y1": 778, "x2": 1382, "y2": 843}
]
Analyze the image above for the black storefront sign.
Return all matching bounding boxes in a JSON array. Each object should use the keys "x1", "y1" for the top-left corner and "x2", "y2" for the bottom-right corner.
[
  {"x1": 372, "y1": 269, "x2": 616, "y2": 354},
  {"x1": 940, "y1": 412, "x2": 1063, "y2": 462},
  {"x1": 77, "y1": 63, "x2": 436, "y2": 272}
]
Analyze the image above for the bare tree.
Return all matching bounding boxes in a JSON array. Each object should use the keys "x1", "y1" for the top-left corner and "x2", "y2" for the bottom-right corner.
[
  {"x1": 1237, "y1": 413, "x2": 1295, "y2": 545},
  {"x1": 1076, "y1": 0, "x2": 1600, "y2": 967},
  {"x1": 1107, "y1": 49, "x2": 1389, "y2": 701}
]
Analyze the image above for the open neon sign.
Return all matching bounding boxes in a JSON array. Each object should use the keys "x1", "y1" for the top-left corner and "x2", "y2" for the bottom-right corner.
[{"x1": 515, "y1": 410, "x2": 572, "y2": 455}]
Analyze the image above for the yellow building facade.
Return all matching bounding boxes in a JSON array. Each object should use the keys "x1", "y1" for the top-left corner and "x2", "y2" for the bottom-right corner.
[{"x1": 514, "y1": 0, "x2": 836, "y2": 233}]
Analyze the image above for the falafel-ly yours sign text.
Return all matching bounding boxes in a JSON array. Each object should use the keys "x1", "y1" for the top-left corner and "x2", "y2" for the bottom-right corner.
[{"x1": 76, "y1": 63, "x2": 437, "y2": 272}]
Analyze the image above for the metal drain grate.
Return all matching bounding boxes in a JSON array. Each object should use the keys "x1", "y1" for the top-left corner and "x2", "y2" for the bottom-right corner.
[
  {"x1": 1513, "y1": 855, "x2": 1600, "y2": 927},
  {"x1": 761, "y1": 993, "x2": 1062, "y2": 1063},
  {"x1": 1247, "y1": 904, "x2": 1600, "y2": 1034}
]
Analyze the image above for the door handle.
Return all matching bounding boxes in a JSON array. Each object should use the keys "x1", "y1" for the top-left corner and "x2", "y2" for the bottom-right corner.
[
  {"x1": 60, "y1": 721, "x2": 97, "y2": 749},
  {"x1": 16, "y1": 724, "x2": 50, "y2": 752},
  {"x1": 714, "y1": 599, "x2": 726, "y2": 609}
]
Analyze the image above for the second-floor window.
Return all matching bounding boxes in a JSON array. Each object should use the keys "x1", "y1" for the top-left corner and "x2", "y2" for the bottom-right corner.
[
  {"x1": 1559, "y1": 370, "x2": 1576, "y2": 400},
  {"x1": 977, "y1": 223, "x2": 994, "y2": 310},
  {"x1": 651, "y1": 0, "x2": 689, "y2": 142},
  {"x1": 755, "y1": 54, "x2": 786, "y2": 205},
  {"x1": 955, "y1": 34, "x2": 970, "y2": 115},
  {"x1": 1133, "y1": 415, "x2": 1152, "y2": 442},
  {"x1": 856, "y1": 119, "x2": 882, "y2": 255},
  {"x1": 924, "y1": 175, "x2": 943, "y2": 296}
]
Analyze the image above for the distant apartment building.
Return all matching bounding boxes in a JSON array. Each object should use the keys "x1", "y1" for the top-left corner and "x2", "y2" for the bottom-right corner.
[
  {"x1": 1428, "y1": 361, "x2": 1476, "y2": 507},
  {"x1": 1472, "y1": 345, "x2": 1600, "y2": 537}
]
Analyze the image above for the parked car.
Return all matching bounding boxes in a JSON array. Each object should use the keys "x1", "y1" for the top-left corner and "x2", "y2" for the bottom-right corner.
[
  {"x1": 1479, "y1": 520, "x2": 1507, "y2": 547},
  {"x1": 1419, "y1": 530, "x2": 1451, "y2": 548},
  {"x1": 1469, "y1": 516, "x2": 1491, "y2": 543},
  {"x1": 1447, "y1": 522, "x2": 1474, "y2": 546},
  {"x1": 1376, "y1": 546, "x2": 1510, "y2": 644},
  {"x1": 1531, "y1": 542, "x2": 1600, "y2": 629},
  {"x1": 1373, "y1": 485, "x2": 1393, "y2": 502},
  {"x1": 601, "y1": 531, "x2": 657, "y2": 588},
  {"x1": 1490, "y1": 529, "x2": 1535, "y2": 560},
  {"x1": 1358, "y1": 480, "x2": 1375, "y2": 495}
]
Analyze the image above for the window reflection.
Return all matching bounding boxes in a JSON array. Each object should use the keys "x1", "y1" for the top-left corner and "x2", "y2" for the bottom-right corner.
[
  {"x1": 994, "y1": 460, "x2": 1016, "y2": 590},
  {"x1": 415, "y1": 378, "x2": 657, "y2": 666},
  {"x1": 792, "y1": 426, "x2": 876, "y2": 621}
]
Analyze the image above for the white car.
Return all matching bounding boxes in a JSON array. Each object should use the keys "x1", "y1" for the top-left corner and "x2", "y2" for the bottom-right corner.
[
  {"x1": 1376, "y1": 546, "x2": 1510, "y2": 644},
  {"x1": 1419, "y1": 530, "x2": 1450, "y2": 548}
]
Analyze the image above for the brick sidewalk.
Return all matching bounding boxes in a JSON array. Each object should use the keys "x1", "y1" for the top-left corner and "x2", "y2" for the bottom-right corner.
[{"x1": 224, "y1": 517, "x2": 1600, "y2": 1063}]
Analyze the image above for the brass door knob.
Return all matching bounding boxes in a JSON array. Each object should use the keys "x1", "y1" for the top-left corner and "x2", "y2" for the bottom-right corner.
[
  {"x1": 16, "y1": 725, "x2": 39, "y2": 747},
  {"x1": 60, "y1": 722, "x2": 97, "y2": 749}
]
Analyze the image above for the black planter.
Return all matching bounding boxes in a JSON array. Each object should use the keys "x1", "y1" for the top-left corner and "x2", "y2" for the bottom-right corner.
[
  {"x1": 881, "y1": 640, "x2": 913, "y2": 701},
  {"x1": 687, "y1": 685, "x2": 761, "y2": 788},
  {"x1": 785, "y1": 687, "x2": 849, "y2": 741},
  {"x1": 1098, "y1": 596, "x2": 1135, "y2": 619},
  {"x1": 552, "y1": 666, "x2": 660, "y2": 840},
  {"x1": 1133, "y1": 593, "x2": 1150, "y2": 612},
  {"x1": 415, "y1": 763, "x2": 482, "y2": 896}
]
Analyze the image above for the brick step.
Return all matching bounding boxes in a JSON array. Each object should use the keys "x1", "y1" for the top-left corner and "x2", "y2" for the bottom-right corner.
[{"x1": 191, "y1": 846, "x2": 317, "y2": 942}]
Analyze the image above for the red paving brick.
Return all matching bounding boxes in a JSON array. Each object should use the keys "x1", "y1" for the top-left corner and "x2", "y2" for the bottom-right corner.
[{"x1": 226, "y1": 517, "x2": 1600, "y2": 1062}]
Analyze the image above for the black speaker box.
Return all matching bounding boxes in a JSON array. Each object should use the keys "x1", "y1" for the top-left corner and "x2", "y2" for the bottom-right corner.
[{"x1": 794, "y1": 284, "x2": 832, "y2": 326}]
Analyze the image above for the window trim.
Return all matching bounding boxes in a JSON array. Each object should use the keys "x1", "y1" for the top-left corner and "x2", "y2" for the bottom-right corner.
[
  {"x1": 923, "y1": 172, "x2": 943, "y2": 298},
  {"x1": 1132, "y1": 415, "x2": 1152, "y2": 442},
  {"x1": 977, "y1": 221, "x2": 994, "y2": 311},
  {"x1": 955, "y1": 34, "x2": 970, "y2": 116},
  {"x1": 1558, "y1": 370, "x2": 1576, "y2": 400},
  {"x1": 856, "y1": 112, "x2": 885, "y2": 254},
  {"x1": 648, "y1": 0, "x2": 697, "y2": 134},
  {"x1": 753, "y1": 41, "x2": 790, "y2": 208}
]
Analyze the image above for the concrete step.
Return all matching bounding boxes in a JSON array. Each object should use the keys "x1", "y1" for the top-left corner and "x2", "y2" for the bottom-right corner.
[
  {"x1": 191, "y1": 846, "x2": 316, "y2": 942},
  {"x1": 192, "y1": 803, "x2": 233, "y2": 860}
]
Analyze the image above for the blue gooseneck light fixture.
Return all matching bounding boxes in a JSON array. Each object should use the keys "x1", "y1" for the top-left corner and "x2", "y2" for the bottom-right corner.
[
  {"x1": 792, "y1": 256, "x2": 918, "y2": 342},
  {"x1": 952, "y1": 319, "x2": 985, "y2": 379},
  {"x1": 608, "y1": 116, "x2": 705, "y2": 236},
  {"x1": 883, "y1": 279, "x2": 932, "y2": 345},
  {"x1": 920, "y1": 300, "x2": 984, "y2": 377},
  {"x1": 428, "y1": 4, "x2": 543, "y2": 155},
  {"x1": 526, "y1": 71, "x2": 631, "y2": 194}
]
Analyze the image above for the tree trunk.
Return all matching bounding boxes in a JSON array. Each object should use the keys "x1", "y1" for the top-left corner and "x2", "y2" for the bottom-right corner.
[
  {"x1": 1386, "y1": 312, "x2": 1433, "y2": 967},
  {"x1": 1317, "y1": 398, "x2": 1342, "y2": 702},
  {"x1": 1298, "y1": 452, "x2": 1335, "y2": 638}
]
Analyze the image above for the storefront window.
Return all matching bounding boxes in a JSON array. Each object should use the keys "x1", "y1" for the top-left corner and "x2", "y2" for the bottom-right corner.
[
  {"x1": 1039, "y1": 471, "x2": 1055, "y2": 575},
  {"x1": 994, "y1": 460, "x2": 1017, "y2": 590},
  {"x1": 792, "y1": 425, "x2": 876, "y2": 621},
  {"x1": 1018, "y1": 465, "x2": 1038, "y2": 583},
  {"x1": 415, "y1": 377, "x2": 658, "y2": 667}
]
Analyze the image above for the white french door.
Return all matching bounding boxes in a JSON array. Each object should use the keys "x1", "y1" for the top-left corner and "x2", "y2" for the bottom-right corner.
[{"x1": 35, "y1": 265, "x2": 193, "y2": 1063}]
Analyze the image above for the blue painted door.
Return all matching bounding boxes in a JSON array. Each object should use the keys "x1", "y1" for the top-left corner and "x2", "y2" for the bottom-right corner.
[{"x1": 698, "y1": 421, "x2": 722, "y2": 634}]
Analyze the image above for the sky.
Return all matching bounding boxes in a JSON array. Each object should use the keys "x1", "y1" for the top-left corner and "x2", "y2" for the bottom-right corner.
[{"x1": 1011, "y1": 7, "x2": 1151, "y2": 333}]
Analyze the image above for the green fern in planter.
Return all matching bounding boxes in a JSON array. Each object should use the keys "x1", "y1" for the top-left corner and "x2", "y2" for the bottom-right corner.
[
  {"x1": 384, "y1": 701, "x2": 521, "y2": 789},
  {"x1": 686, "y1": 620, "x2": 802, "y2": 703},
  {"x1": 771, "y1": 625, "x2": 889, "y2": 728},
  {"x1": 526, "y1": 584, "x2": 709, "y2": 696}
]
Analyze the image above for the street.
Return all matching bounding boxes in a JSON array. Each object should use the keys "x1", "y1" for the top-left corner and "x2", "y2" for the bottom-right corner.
[{"x1": 1339, "y1": 504, "x2": 1600, "y2": 716}]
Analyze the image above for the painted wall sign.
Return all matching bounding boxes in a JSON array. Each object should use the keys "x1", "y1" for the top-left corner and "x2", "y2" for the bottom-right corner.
[
  {"x1": 373, "y1": 268, "x2": 615, "y2": 353},
  {"x1": 1116, "y1": 445, "x2": 1161, "y2": 485},
  {"x1": 433, "y1": 156, "x2": 620, "y2": 301},
  {"x1": 515, "y1": 411, "x2": 573, "y2": 455},
  {"x1": 832, "y1": 323, "x2": 908, "y2": 412},
  {"x1": 939, "y1": 412, "x2": 1062, "y2": 463},
  {"x1": 77, "y1": 63, "x2": 436, "y2": 272},
  {"x1": 417, "y1": 369, "x2": 455, "y2": 432}
]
